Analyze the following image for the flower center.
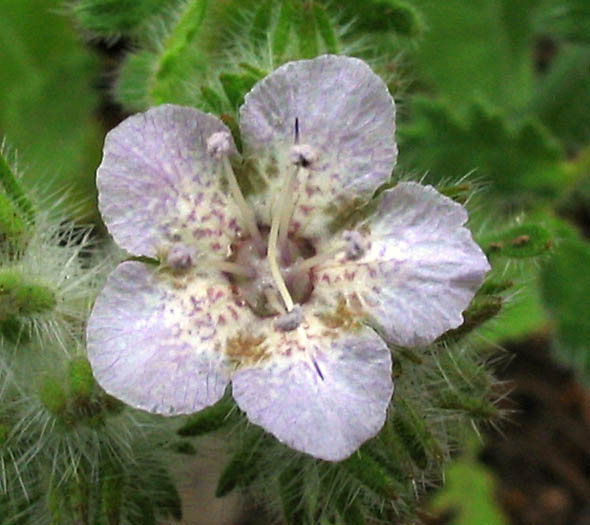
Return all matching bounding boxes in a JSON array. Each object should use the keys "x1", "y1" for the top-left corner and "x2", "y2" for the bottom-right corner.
[{"x1": 226, "y1": 229, "x2": 315, "y2": 318}]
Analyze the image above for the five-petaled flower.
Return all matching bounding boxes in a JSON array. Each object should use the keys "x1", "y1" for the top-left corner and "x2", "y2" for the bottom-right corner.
[{"x1": 87, "y1": 55, "x2": 490, "y2": 461}]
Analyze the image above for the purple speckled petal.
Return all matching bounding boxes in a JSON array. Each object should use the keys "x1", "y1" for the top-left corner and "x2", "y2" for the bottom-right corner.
[
  {"x1": 240, "y1": 55, "x2": 397, "y2": 239},
  {"x1": 87, "y1": 261, "x2": 253, "y2": 415},
  {"x1": 232, "y1": 323, "x2": 393, "y2": 461},
  {"x1": 98, "y1": 104, "x2": 241, "y2": 258},
  {"x1": 314, "y1": 182, "x2": 491, "y2": 347}
]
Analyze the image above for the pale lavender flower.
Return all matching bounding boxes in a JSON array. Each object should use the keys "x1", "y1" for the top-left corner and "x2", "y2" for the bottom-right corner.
[{"x1": 87, "y1": 55, "x2": 490, "y2": 461}]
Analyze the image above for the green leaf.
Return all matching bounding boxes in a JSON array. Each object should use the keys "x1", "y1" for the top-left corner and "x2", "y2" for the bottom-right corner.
[
  {"x1": 313, "y1": 4, "x2": 339, "y2": 54},
  {"x1": 114, "y1": 0, "x2": 210, "y2": 110},
  {"x1": 410, "y1": 0, "x2": 539, "y2": 109},
  {"x1": 272, "y1": 0, "x2": 294, "y2": 60},
  {"x1": 400, "y1": 99, "x2": 567, "y2": 198},
  {"x1": 294, "y1": 3, "x2": 319, "y2": 59},
  {"x1": 541, "y1": 237, "x2": 590, "y2": 380},
  {"x1": 250, "y1": 1, "x2": 273, "y2": 45},
  {"x1": 536, "y1": 0, "x2": 590, "y2": 45},
  {"x1": 150, "y1": 0, "x2": 210, "y2": 105},
  {"x1": 535, "y1": 44, "x2": 590, "y2": 150}
]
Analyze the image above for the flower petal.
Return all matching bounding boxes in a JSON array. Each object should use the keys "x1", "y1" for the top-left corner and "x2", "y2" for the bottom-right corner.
[
  {"x1": 314, "y1": 182, "x2": 491, "y2": 347},
  {"x1": 232, "y1": 321, "x2": 393, "y2": 461},
  {"x1": 240, "y1": 55, "x2": 397, "y2": 239},
  {"x1": 97, "y1": 104, "x2": 241, "y2": 258},
  {"x1": 87, "y1": 261, "x2": 253, "y2": 415}
]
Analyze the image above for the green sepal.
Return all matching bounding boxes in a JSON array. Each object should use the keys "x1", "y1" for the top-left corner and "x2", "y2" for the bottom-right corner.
[
  {"x1": 481, "y1": 224, "x2": 552, "y2": 258},
  {"x1": 369, "y1": 424, "x2": 412, "y2": 483},
  {"x1": 341, "y1": 449, "x2": 400, "y2": 500},
  {"x1": 219, "y1": 72, "x2": 259, "y2": 109},
  {"x1": 392, "y1": 399, "x2": 443, "y2": 469},
  {"x1": 239, "y1": 62, "x2": 267, "y2": 80},
  {"x1": 39, "y1": 375, "x2": 68, "y2": 417},
  {"x1": 215, "y1": 430, "x2": 263, "y2": 497},
  {"x1": 200, "y1": 86, "x2": 226, "y2": 114},
  {"x1": 278, "y1": 463, "x2": 307, "y2": 525},
  {"x1": 48, "y1": 481, "x2": 65, "y2": 525},
  {"x1": 69, "y1": 472, "x2": 90, "y2": 525},
  {"x1": 478, "y1": 279, "x2": 514, "y2": 295},
  {"x1": 177, "y1": 396, "x2": 235, "y2": 437},
  {"x1": 0, "y1": 152, "x2": 35, "y2": 225},
  {"x1": 438, "y1": 296, "x2": 502, "y2": 342},
  {"x1": 168, "y1": 441, "x2": 197, "y2": 455},
  {"x1": 0, "y1": 192, "x2": 28, "y2": 252},
  {"x1": 438, "y1": 391, "x2": 500, "y2": 420},
  {"x1": 102, "y1": 393, "x2": 126, "y2": 415},
  {"x1": 102, "y1": 461, "x2": 125, "y2": 525},
  {"x1": 0, "y1": 423, "x2": 9, "y2": 445},
  {"x1": 313, "y1": 4, "x2": 339, "y2": 54},
  {"x1": 154, "y1": 468, "x2": 182, "y2": 521},
  {"x1": 68, "y1": 356, "x2": 95, "y2": 399},
  {"x1": 220, "y1": 114, "x2": 243, "y2": 153},
  {"x1": 438, "y1": 182, "x2": 473, "y2": 204},
  {"x1": 0, "y1": 270, "x2": 57, "y2": 320},
  {"x1": 336, "y1": 495, "x2": 365, "y2": 525},
  {"x1": 127, "y1": 496, "x2": 156, "y2": 525},
  {"x1": 0, "y1": 316, "x2": 29, "y2": 344}
]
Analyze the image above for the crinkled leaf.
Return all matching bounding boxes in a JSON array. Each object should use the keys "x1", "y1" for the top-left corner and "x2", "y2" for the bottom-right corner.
[
  {"x1": 400, "y1": 99, "x2": 566, "y2": 198},
  {"x1": 541, "y1": 237, "x2": 590, "y2": 381},
  {"x1": 410, "y1": 0, "x2": 539, "y2": 109},
  {"x1": 535, "y1": 44, "x2": 590, "y2": 150}
]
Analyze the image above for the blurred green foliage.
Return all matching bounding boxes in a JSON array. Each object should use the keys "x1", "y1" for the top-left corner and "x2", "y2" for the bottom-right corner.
[
  {"x1": 0, "y1": 0, "x2": 102, "y2": 219},
  {"x1": 430, "y1": 434, "x2": 509, "y2": 525}
]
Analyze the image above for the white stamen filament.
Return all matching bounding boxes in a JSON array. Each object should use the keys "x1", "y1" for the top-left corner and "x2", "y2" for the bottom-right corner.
[
  {"x1": 220, "y1": 156, "x2": 264, "y2": 251},
  {"x1": 268, "y1": 207, "x2": 295, "y2": 311},
  {"x1": 291, "y1": 243, "x2": 347, "y2": 273},
  {"x1": 264, "y1": 287, "x2": 286, "y2": 315},
  {"x1": 216, "y1": 260, "x2": 255, "y2": 278}
]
